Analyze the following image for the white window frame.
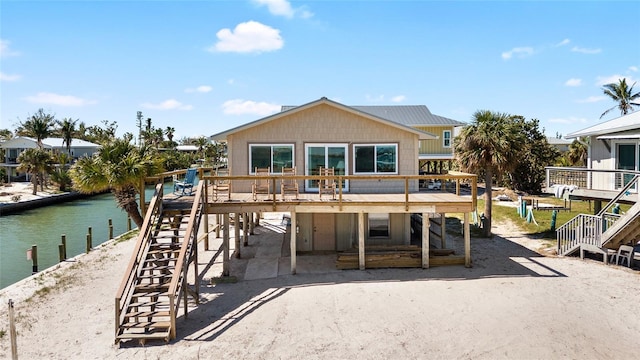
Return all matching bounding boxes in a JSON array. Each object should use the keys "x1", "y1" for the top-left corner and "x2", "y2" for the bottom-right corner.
[
  {"x1": 443, "y1": 130, "x2": 452, "y2": 148},
  {"x1": 353, "y1": 143, "x2": 398, "y2": 175},
  {"x1": 248, "y1": 144, "x2": 295, "y2": 174}
]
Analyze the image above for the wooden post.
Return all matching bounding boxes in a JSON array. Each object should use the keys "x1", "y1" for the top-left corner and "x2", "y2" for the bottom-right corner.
[
  {"x1": 440, "y1": 213, "x2": 446, "y2": 248},
  {"x1": 243, "y1": 212, "x2": 249, "y2": 246},
  {"x1": 223, "y1": 214, "x2": 230, "y2": 276},
  {"x1": 58, "y1": 244, "x2": 65, "y2": 263},
  {"x1": 86, "y1": 233, "x2": 92, "y2": 253},
  {"x1": 234, "y1": 213, "x2": 241, "y2": 258},
  {"x1": 61, "y1": 234, "x2": 67, "y2": 260},
  {"x1": 108, "y1": 218, "x2": 114, "y2": 240},
  {"x1": 31, "y1": 244, "x2": 38, "y2": 274},
  {"x1": 204, "y1": 180, "x2": 210, "y2": 251},
  {"x1": 422, "y1": 213, "x2": 430, "y2": 269},
  {"x1": 358, "y1": 212, "x2": 365, "y2": 270},
  {"x1": 249, "y1": 212, "x2": 255, "y2": 234},
  {"x1": 290, "y1": 211, "x2": 297, "y2": 274},
  {"x1": 464, "y1": 212, "x2": 471, "y2": 267},
  {"x1": 127, "y1": 216, "x2": 132, "y2": 231},
  {"x1": 215, "y1": 214, "x2": 221, "y2": 238},
  {"x1": 9, "y1": 299, "x2": 18, "y2": 360},
  {"x1": 87, "y1": 226, "x2": 92, "y2": 246}
]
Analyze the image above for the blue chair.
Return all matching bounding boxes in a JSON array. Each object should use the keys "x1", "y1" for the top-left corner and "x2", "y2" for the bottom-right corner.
[{"x1": 174, "y1": 168, "x2": 197, "y2": 196}]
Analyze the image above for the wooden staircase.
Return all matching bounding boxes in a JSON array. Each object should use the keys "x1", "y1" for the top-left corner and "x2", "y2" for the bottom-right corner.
[
  {"x1": 115, "y1": 181, "x2": 205, "y2": 345},
  {"x1": 557, "y1": 175, "x2": 640, "y2": 257}
]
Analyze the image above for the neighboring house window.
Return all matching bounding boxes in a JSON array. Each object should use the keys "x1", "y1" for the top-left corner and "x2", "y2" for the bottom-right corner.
[
  {"x1": 369, "y1": 213, "x2": 390, "y2": 237},
  {"x1": 354, "y1": 144, "x2": 397, "y2": 174},
  {"x1": 249, "y1": 144, "x2": 294, "y2": 174},
  {"x1": 443, "y1": 130, "x2": 451, "y2": 148}
]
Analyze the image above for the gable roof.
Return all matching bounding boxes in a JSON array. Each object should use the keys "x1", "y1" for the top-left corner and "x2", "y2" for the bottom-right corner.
[
  {"x1": 281, "y1": 104, "x2": 465, "y2": 127},
  {"x1": 566, "y1": 111, "x2": 640, "y2": 138},
  {"x1": 211, "y1": 97, "x2": 439, "y2": 141}
]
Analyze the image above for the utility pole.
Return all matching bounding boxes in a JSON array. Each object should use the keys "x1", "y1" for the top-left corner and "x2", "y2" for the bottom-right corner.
[{"x1": 136, "y1": 111, "x2": 143, "y2": 146}]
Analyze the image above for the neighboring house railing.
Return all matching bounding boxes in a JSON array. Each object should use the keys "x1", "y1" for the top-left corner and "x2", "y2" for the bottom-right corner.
[{"x1": 545, "y1": 167, "x2": 640, "y2": 192}]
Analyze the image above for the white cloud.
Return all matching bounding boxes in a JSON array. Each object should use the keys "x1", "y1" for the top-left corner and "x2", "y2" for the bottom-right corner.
[
  {"x1": 252, "y1": 0, "x2": 314, "y2": 19},
  {"x1": 209, "y1": 21, "x2": 283, "y2": 54},
  {"x1": 391, "y1": 95, "x2": 406, "y2": 103},
  {"x1": 141, "y1": 99, "x2": 193, "y2": 110},
  {"x1": 629, "y1": 66, "x2": 638, "y2": 73},
  {"x1": 595, "y1": 75, "x2": 637, "y2": 86},
  {"x1": 185, "y1": 85, "x2": 213, "y2": 93},
  {"x1": 365, "y1": 94, "x2": 385, "y2": 103},
  {"x1": 571, "y1": 46, "x2": 601, "y2": 54},
  {"x1": 565, "y1": 78, "x2": 582, "y2": 87},
  {"x1": 0, "y1": 39, "x2": 20, "y2": 57},
  {"x1": 0, "y1": 72, "x2": 21, "y2": 82},
  {"x1": 548, "y1": 116, "x2": 588, "y2": 124},
  {"x1": 24, "y1": 92, "x2": 96, "y2": 106},
  {"x1": 501, "y1": 47, "x2": 534, "y2": 60},
  {"x1": 576, "y1": 96, "x2": 606, "y2": 103},
  {"x1": 556, "y1": 39, "x2": 570, "y2": 47},
  {"x1": 227, "y1": 79, "x2": 236, "y2": 85},
  {"x1": 222, "y1": 99, "x2": 280, "y2": 116}
]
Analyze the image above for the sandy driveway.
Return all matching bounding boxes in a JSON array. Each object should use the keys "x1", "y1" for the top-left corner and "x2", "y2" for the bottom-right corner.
[{"x1": 1, "y1": 218, "x2": 639, "y2": 359}]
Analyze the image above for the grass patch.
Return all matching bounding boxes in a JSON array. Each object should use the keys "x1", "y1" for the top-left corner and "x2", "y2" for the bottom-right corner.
[
  {"x1": 113, "y1": 229, "x2": 139, "y2": 244},
  {"x1": 0, "y1": 329, "x2": 6, "y2": 339}
]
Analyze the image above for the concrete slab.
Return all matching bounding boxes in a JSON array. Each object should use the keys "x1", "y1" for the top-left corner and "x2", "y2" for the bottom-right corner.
[{"x1": 244, "y1": 257, "x2": 279, "y2": 280}]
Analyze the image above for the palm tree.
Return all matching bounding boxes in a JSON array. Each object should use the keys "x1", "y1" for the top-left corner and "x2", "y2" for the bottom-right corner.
[
  {"x1": 165, "y1": 126, "x2": 175, "y2": 143},
  {"x1": 17, "y1": 148, "x2": 54, "y2": 194},
  {"x1": 600, "y1": 78, "x2": 640, "y2": 119},
  {"x1": 567, "y1": 137, "x2": 589, "y2": 166},
  {"x1": 57, "y1": 117, "x2": 78, "y2": 157},
  {"x1": 454, "y1": 110, "x2": 524, "y2": 237},
  {"x1": 16, "y1": 108, "x2": 55, "y2": 148},
  {"x1": 193, "y1": 137, "x2": 209, "y2": 161},
  {"x1": 69, "y1": 138, "x2": 163, "y2": 228}
]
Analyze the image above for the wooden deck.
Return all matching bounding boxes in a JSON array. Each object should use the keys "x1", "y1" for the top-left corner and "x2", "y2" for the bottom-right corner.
[{"x1": 164, "y1": 190, "x2": 475, "y2": 214}]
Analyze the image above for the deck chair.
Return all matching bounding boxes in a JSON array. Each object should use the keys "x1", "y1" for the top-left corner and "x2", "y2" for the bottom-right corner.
[
  {"x1": 318, "y1": 166, "x2": 336, "y2": 200},
  {"x1": 174, "y1": 168, "x2": 197, "y2": 196},
  {"x1": 281, "y1": 167, "x2": 299, "y2": 200},
  {"x1": 252, "y1": 167, "x2": 271, "y2": 201},
  {"x1": 211, "y1": 169, "x2": 231, "y2": 201},
  {"x1": 614, "y1": 245, "x2": 634, "y2": 267}
]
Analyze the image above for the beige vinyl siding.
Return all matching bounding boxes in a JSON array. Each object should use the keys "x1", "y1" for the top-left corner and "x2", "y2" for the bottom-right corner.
[
  {"x1": 228, "y1": 104, "x2": 420, "y2": 192},
  {"x1": 416, "y1": 126, "x2": 454, "y2": 156}
]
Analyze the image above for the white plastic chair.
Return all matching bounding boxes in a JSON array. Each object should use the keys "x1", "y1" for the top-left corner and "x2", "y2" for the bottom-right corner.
[{"x1": 614, "y1": 245, "x2": 634, "y2": 267}]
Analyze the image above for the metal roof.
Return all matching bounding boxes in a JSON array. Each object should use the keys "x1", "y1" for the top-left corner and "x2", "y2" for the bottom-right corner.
[
  {"x1": 566, "y1": 111, "x2": 640, "y2": 138},
  {"x1": 281, "y1": 104, "x2": 465, "y2": 127},
  {"x1": 212, "y1": 97, "x2": 439, "y2": 141}
]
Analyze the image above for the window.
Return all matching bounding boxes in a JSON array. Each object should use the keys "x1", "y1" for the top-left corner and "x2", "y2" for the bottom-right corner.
[
  {"x1": 249, "y1": 144, "x2": 294, "y2": 173},
  {"x1": 368, "y1": 213, "x2": 389, "y2": 237},
  {"x1": 354, "y1": 144, "x2": 397, "y2": 174},
  {"x1": 443, "y1": 130, "x2": 451, "y2": 148}
]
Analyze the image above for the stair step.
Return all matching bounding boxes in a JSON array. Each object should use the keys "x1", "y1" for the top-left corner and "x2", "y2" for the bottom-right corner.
[
  {"x1": 139, "y1": 273, "x2": 173, "y2": 280},
  {"x1": 135, "y1": 283, "x2": 170, "y2": 292},
  {"x1": 120, "y1": 321, "x2": 171, "y2": 329},
  {"x1": 125, "y1": 310, "x2": 171, "y2": 318},
  {"x1": 128, "y1": 300, "x2": 166, "y2": 308},
  {"x1": 147, "y1": 249, "x2": 181, "y2": 256},
  {"x1": 141, "y1": 265, "x2": 174, "y2": 271},
  {"x1": 132, "y1": 290, "x2": 168, "y2": 297},
  {"x1": 116, "y1": 330, "x2": 170, "y2": 342},
  {"x1": 144, "y1": 257, "x2": 177, "y2": 263}
]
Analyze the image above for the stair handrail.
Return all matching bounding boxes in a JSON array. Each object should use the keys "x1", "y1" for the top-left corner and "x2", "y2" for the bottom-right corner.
[
  {"x1": 556, "y1": 213, "x2": 601, "y2": 255},
  {"x1": 115, "y1": 182, "x2": 164, "y2": 340},
  {"x1": 596, "y1": 174, "x2": 640, "y2": 217},
  {"x1": 167, "y1": 179, "x2": 205, "y2": 340}
]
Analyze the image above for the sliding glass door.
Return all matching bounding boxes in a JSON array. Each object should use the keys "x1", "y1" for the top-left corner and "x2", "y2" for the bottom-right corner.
[{"x1": 305, "y1": 144, "x2": 348, "y2": 192}]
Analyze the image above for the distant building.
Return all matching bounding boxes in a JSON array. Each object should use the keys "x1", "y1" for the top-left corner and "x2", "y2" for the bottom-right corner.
[
  {"x1": 547, "y1": 136, "x2": 572, "y2": 153},
  {"x1": 0, "y1": 136, "x2": 100, "y2": 181}
]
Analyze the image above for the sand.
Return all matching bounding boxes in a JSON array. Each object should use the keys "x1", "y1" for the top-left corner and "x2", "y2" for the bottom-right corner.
[
  {"x1": 1, "y1": 206, "x2": 639, "y2": 359},
  {"x1": 0, "y1": 182, "x2": 62, "y2": 204}
]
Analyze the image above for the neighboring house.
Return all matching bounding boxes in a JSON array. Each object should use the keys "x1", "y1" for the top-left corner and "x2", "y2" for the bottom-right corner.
[
  {"x1": 545, "y1": 111, "x2": 640, "y2": 210},
  {"x1": 0, "y1": 136, "x2": 100, "y2": 181},
  {"x1": 210, "y1": 97, "x2": 475, "y2": 269},
  {"x1": 547, "y1": 136, "x2": 572, "y2": 153}
]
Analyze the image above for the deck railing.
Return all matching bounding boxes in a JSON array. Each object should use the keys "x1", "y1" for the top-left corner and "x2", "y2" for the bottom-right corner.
[
  {"x1": 545, "y1": 167, "x2": 640, "y2": 192},
  {"x1": 200, "y1": 171, "x2": 478, "y2": 211}
]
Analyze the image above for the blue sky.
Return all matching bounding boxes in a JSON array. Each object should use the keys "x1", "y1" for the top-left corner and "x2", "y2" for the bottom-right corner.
[{"x1": 1, "y1": 0, "x2": 639, "y2": 141}]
